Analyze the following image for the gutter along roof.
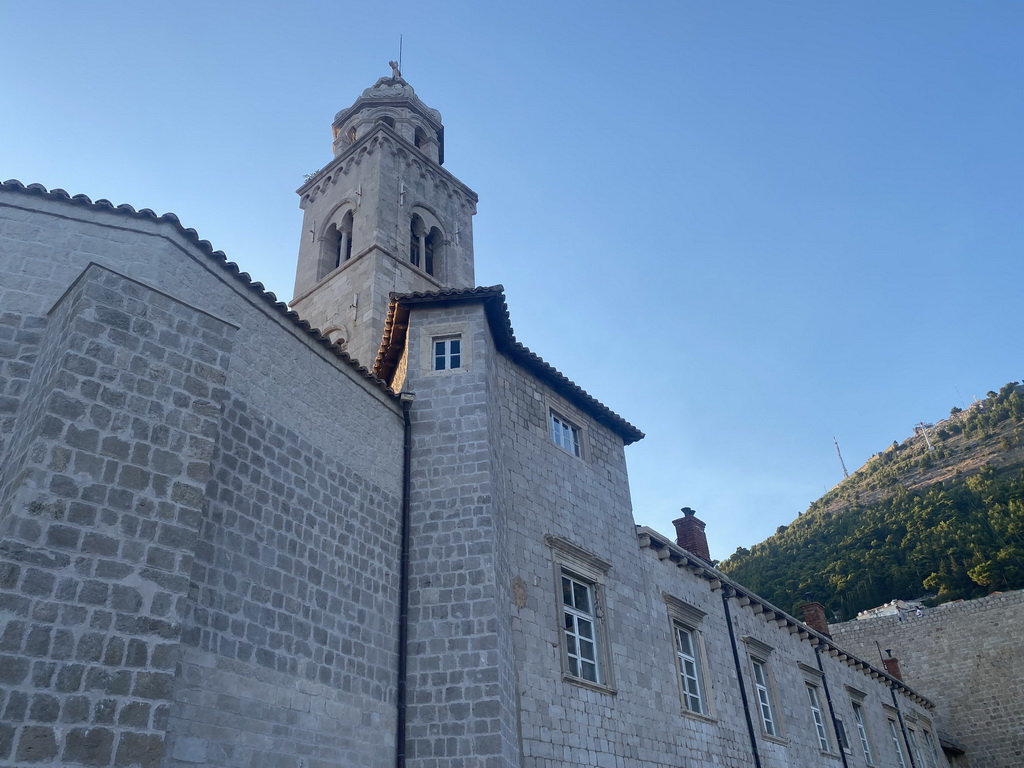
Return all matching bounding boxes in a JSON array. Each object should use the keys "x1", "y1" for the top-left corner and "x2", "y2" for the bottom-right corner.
[
  {"x1": 637, "y1": 526, "x2": 937, "y2": 709},
  {"x1": 375, "y1": 286, "x2": 645, "y2": 445}
]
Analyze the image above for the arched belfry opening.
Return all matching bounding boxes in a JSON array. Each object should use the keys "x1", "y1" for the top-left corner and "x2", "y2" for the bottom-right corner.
[
  {"x1": 410, "y1": 209, "x2": 444, "y2": 277},
  {"x1": 294, "y1": 69, "x2": 477, "y2": 367},
  {"x1": 319, "y1": 209, "x2": 354, "y2": 280}
]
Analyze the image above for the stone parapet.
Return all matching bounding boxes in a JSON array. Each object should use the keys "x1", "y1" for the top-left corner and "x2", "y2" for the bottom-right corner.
[{"x1": 831, "y1": 589, "x2": 1024, "y2": 767}]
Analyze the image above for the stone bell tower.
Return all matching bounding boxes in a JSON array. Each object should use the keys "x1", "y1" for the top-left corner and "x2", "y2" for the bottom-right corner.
[{"x1": 291, "y1": 67, "x2": 479, "y2": 367}]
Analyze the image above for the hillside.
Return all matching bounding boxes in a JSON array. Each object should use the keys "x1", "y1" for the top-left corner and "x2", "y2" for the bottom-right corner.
[{"x1": 720, "y1": 382, "x2": 1024, "y2": 621}]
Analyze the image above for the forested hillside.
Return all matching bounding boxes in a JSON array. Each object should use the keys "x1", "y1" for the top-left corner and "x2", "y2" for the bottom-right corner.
[{"x1": 720, "y1": 382, "x2": 1024, "y2": 621}]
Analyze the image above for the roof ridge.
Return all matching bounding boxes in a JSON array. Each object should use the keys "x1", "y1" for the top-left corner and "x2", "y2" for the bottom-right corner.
[{"x1": 1, "y1": 179, "x2": 395, "y2": 398}]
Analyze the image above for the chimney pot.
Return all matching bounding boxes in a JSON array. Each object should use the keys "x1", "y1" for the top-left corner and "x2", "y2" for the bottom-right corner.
[
  {"x1": 800, "y1": 601, "x2": 832, "y2": 638},
  {"x1": 883, "y1": 656, "x2": 904, "y2": 681},
  {"x1": 672, "y1": 508, "x2": 711, "y2": 563}
]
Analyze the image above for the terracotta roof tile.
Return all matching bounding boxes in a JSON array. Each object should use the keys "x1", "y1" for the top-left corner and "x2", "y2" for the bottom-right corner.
[
  {"x1": 1, "y1": 179, "x2": 395, "y2": 398},
  {"x1": 375, "y1": 286, "x2": 645, "y2": 445}
]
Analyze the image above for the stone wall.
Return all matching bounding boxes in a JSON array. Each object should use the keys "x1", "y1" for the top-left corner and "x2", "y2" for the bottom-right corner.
[
  {"x1": 489, "y1": 339, "x2": 946, "y2": 767},
  {"x1": 831, "y1": 589, "x2": 1024, "y2": 768},
  {"x1": 0, "y1": 265, "x2": 236, "y2": 766},
  {"x1": 0, "y1": 187, "x2": 406, "y2": 767},
  {"x1": 401, "y1": 301, "x2": 520, "y2": 767}
]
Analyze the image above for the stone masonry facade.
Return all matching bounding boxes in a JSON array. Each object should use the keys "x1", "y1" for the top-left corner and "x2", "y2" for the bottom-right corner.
[
  {"x1": 831, "y1": 589, "x2": 1024, "y2": 768},
  {"x1": 0, "y1": 72, "x2": 995, "y2": 767},
  {"x1": 1, "y1": 184, "x2": 404, "y2": 767}
]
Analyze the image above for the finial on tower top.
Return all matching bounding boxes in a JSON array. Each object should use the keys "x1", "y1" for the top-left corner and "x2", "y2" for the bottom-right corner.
[{"x1": 389, "y1": 60, "x2": 402, "y2": 78}]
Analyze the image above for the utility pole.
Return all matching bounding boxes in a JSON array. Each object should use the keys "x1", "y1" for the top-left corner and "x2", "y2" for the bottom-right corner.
[{"x1": 833, "y1": 437, "x2": 849, "y2": 480}]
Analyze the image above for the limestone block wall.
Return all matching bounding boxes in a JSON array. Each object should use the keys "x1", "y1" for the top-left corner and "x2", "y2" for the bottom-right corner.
[
  {"x1": 400, "y1": 302, "x2": 520, "y2": 767},
  {"x1": 0, "y1": 187, "x2": 407, "y2": 767},
  {"x1": 492, "y1": 345, "x2": 945, "y2": 767},
  {"x1": 292, "y1": 130, "x2": 477, "y2": 368},
  {"x1": 0, "y1": 265, "x2": 236, "y2": 767},
  {"x1": 831, "y1": 589, "x2": 1024, "y2": 768}
]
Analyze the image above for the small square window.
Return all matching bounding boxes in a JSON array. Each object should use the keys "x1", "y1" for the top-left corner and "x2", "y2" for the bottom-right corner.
[
  {"x1": 433, "y1": 336, "x2": 461, "y2": 371},
  {"x1": 550, "y1": 411, "x2": 581, "y2": 457}
]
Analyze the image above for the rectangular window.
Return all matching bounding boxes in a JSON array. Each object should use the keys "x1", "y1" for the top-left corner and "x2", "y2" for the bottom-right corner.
[
  {"x1": 433, "y1": 336, "x2": 461, "y2": 371},
  {"x1": 907, "y1": 728, "x2": 925, "y2": 767},
  {"x1": 550, "y1": 411, "x2": 581, "y2": 457},
  {"x1": 561, "y1": 572, "x2": 600, "y2": 683},
  {"x1": 752, "y1": 660, "x2": 778, "y2": 737},
  {"x1": 806, "y1": 684, "x2": 830, "y2": 751},
  {"x1": 674, "y1": 624, "x2": 707, "y2": 715},
  {"x1": 836, "y1": 717, "x2": 852, "y2": 755},
  {"x1": 853, "y1": 702, "x2": 875, "y2": 766},
  {"x1": 922, "y1": 730, "x2": 940, "y2": 768},
  {"x1": 888, "y1": 719, "x2": 908, "y2": 768}
]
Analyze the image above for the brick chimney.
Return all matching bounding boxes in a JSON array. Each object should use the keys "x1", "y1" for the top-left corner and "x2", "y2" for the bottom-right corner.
[
  {"x1": 883, "y1": 652, "x2": 904, "y2": 681},
  {"x1": 800, "y1": 601, "x2": 832, "y2": 639},
  {"x1": 672, "y1": 507, "x2": 711, "y2": 563}
]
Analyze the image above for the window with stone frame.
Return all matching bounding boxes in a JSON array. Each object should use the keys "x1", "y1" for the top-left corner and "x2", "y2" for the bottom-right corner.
[
  {"x1": 561, "y1": 571, "x2": 600, "y2": 683},
  {"x1": 806, "y1": 683, "x2": 831, "y2": 752},
  {"x1": 852, "y1": 700, "x2": 875, "y2": 766},
  {"x1": 546, "y1": 536, "x2": 613, "y2": 693},
  {"x1": 752, "y1": 660, "x2": 778, "y2": 736},
  {"x1": 921, "y1": 728, "x2": 940, "y2": 768},
  {"x1": 743, "y1": 639, "x2": 782, "y2": 740},
  {"x1": 664, "y1": 596, "x2": 711, "y2": 718},
  {"x1": 550, "y1": 410, "x2": 581, "y2": 457},
  {"x1": 432, "y1": 335, "x2": 461, "y2": 371},
  {"x1": 907, "y1": 727, "x2": 926, "y2": 768},
  {"x1": 835, "y1": 716, "x2": 852, "y2": 755},
  {"x1": 888, "y1": 718, "x2": 908, "y2": 768}
]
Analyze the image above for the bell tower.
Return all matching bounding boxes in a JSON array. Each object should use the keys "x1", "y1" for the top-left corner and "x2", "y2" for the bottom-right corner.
[{"x1": 291, "y1": 68, "x2": 479, "y2": 367}]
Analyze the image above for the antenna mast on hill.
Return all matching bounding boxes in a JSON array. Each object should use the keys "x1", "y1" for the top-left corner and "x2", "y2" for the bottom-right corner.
[
  {"x1": 834, "y1": 437, "x2": 850, "y2": 480},
  {"x1": 917, "y1": 422, "x2": 935, "y2": 451}
]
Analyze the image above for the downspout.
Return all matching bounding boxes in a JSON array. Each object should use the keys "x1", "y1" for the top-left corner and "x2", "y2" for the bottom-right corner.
[
  {"x1": 396, "y1": 392, "x2": 415, "y2": 768},
  {"x1": 890, "y1": 687, "x2": 919, "y2": 768},
  {"x1": 814, "y1": 645, "x2": 850, "y2": 768},
  {"x1": 722, "y1": 588, "x2": 763, "y2": 768}
]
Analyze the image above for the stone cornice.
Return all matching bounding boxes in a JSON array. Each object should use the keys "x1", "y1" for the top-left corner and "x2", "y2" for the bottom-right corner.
[
  {"x1": 298, "y1": 125, "x2": 478, "y2": 213},
  {"x1": 636, "y1": 526, "x2": 935, "y2": 709}
]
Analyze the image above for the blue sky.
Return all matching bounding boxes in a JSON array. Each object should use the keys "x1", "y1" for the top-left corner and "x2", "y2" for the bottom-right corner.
[{"x1": 4, "y1": 2, "x2": 1022, "y2": 558}]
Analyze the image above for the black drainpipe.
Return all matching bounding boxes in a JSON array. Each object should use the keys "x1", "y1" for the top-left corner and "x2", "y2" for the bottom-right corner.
[
  {"x1": 890, "y1": 687, "x2": 919, "y2": 768},
  {"x1": 722, "y1": 588, "x2": 763, "y2": 768},
  {"x1": 814, "y1": 645, "x2": 850, "y2": 768},
  {"x1": 396, "y1": 392, "x2": 415, "y2": 768}
]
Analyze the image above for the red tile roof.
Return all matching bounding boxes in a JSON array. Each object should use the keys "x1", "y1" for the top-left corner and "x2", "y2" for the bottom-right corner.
[
  {"x1": 375, "y1": 286, "x2": 645, "y2": 445},
  {"x1": 0, "y1": 180, "x2": 395, "y2": 397}
]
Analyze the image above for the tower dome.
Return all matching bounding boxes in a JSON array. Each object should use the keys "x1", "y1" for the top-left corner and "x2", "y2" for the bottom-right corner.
[
  {"x1": 330, "y1": 74, "x2": 444, "y2": 165},
  {"x1": 290, "y1": 68, "x2": 477, "y2": 366}
]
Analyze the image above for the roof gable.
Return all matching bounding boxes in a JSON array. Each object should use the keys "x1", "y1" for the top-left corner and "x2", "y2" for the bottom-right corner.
[
  {"x1": 1, "y1": 179, "x2": 396, "y2": 399},
  {"x1": 375, "y1": 286, "x2": 644, "y2": 445}
]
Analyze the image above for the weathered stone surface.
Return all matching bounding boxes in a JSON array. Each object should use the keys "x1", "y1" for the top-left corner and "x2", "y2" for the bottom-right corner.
[{"x1": 0, "y1": 78, "x2": 966, "y2": 768}]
